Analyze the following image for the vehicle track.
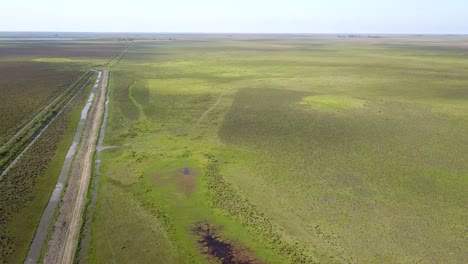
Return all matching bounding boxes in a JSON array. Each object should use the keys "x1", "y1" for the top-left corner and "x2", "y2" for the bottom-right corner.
[{"x1": 195, "y1": 88, "x2": 232, "y2": 125}]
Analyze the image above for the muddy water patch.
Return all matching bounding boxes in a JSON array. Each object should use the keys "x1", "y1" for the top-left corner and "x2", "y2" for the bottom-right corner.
[
  {"x1": 80, "y1": 93, "x2": 94, "y2": 120},
  {"x1": 191, "y1": 220, "x2": 264, "y2": 264},
  {"x1": 150, "y1": 167, "x2": 198, "y2": 196}
]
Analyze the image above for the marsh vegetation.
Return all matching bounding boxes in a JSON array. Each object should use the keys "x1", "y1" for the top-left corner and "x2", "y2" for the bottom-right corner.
[{"x1": 88, "y1": 36, "x2": 468, "y2": 263}]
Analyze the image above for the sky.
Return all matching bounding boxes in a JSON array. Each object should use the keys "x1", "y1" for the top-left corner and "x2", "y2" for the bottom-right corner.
[{"x1": 1, "y1": 0, "x2": 467, "y2": 34}]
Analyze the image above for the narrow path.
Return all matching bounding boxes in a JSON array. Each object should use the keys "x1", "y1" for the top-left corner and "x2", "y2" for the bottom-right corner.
[
  {"x1": 195, "y1": 89, "x2": 231, "y2": 125},
  {"x1": 128, "y1": 80, "x2": 146, "y2": 119},
  {"x1": 24, "y1": 72, "x2": 102, "y2": 264}
]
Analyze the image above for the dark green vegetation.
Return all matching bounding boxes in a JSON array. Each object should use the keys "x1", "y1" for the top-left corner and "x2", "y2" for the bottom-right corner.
[
  {"x1": 0, "y1": 70, "x2": 94, "y2": 174},
  {"x1": 0, "y1": 81, "x2": 91, "y2": 263},
  {"x1": 0, "y1": 60, "x2": 78, "y2": 145},
  {"x1": 0, "y1": 40, "x2": 128, "y2": 263},
  {"x1": 89, "y1": 36, "x2": 467, "y2": 264},
  {"x1": 0, "y1": 41, "x2": 125, "y2": 144}
]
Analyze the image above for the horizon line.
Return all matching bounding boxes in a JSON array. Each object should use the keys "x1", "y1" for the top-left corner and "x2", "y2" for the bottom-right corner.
[{"x1": 0, "y1": 31, "x2": 467, "y2": 36}]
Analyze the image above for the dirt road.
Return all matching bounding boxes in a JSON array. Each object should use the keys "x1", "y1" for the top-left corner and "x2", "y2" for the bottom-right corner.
[
  {"x1": 43, "y1": 70, "x2": 108, "y2": 264},
  {"x1": 24, "y1": 72, "x2": 101, "y2": 264}
]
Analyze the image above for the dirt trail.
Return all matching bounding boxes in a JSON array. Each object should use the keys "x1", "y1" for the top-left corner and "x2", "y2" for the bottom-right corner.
[
  {"x1": 24, "y1": 72, "x2": 101, "y2": 264},
  {"x1": 195, "y1": 89, "x2": 231, "y2": 125},
  {"x1": 43, "y1": 70, "x2": 108, "y2": 264}
]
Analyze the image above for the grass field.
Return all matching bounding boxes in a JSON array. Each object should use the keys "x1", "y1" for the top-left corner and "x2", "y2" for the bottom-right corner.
[{"x1": 87, "y1": 36, "x2": 467, "y2": 264}]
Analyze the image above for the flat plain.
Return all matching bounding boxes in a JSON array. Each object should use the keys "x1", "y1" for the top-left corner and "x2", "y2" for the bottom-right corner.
[{"x1": 87, "y1": 36, "x2": 468, "y2": 264}]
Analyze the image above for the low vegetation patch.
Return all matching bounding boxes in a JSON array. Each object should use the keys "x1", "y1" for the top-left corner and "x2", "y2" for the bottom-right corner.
[
  {"x1": 298, "y1": 95, "x2": 367, "y2": 112},
  {"x1": 191, "y1": 220, "x2": 263, "y2": 264},
  {"x1": 33, "y1": 58, "x2": 76, "y2": 63},
  {"x1": 0, "y1": 61, "x2": 79, "y2": 144}
]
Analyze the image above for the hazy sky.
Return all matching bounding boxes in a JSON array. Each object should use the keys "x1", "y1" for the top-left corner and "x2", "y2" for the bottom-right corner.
[{"x1": 1, "y1": 0, "x2": 467, "y2": 33}]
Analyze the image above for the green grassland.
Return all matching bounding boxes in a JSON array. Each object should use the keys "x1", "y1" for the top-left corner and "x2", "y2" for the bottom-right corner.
[{"x1": 89, "y1": 37, "x2": 468, "y2": 263}]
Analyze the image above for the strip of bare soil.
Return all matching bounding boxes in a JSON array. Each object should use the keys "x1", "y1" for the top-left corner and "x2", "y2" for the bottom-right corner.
[
  {"x1": 151, "y1": 167, "x2": 198, "y2": 196},
  {"x1": 43, "y1": 70, "x2": 108, "y2": 264}
]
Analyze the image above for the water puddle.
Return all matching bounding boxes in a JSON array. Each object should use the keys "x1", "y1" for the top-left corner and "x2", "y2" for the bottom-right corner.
[{"x1": 191, "y1": 220, "x2": 263, "y2": 264}]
